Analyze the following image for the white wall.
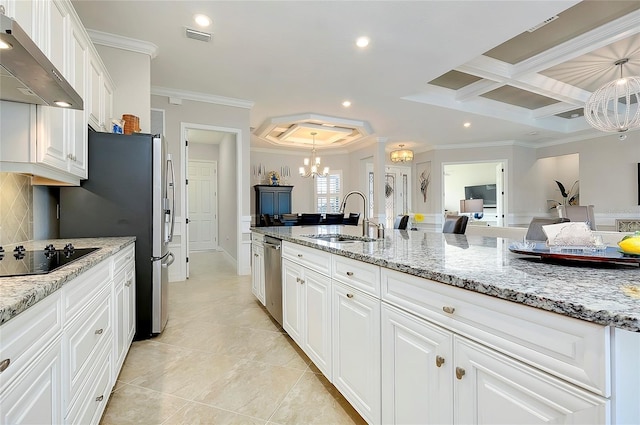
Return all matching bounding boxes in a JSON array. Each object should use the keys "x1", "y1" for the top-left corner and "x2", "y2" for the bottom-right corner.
[
  {"x1": 189, "y1": 142, "x2": 219, "y2": 161},
  {"x1": 218, "y1": 134, "x2": 237, "y2": 258},
  {"x1": 94, "y1": 45, "x2": 151, "y2": 132}
]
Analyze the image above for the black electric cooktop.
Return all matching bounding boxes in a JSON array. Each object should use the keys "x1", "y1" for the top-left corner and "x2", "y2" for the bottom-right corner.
[{"x1": 0, "y1": 244, "x2": 99, "y2": 278}]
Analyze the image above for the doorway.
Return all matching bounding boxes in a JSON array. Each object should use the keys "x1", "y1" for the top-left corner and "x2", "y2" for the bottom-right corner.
[
  {"x1": 181, "y1": 123, "x2": 239, "y2": 279},
  {"x1": 188, "y1": 159, "x2": 218, "y2": 251},
  {"x1": 443, "y1": 161, "x2": 506, "y2": 227}
]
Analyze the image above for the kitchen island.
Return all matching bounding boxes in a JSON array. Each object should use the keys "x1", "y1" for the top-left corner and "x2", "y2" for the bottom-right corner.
[
  {"x1": 251, "y1": 225, "x2": 639, "y2": 425},
  {"x1": 0, "y1": 237, "x2": 135, "y2": 425}
]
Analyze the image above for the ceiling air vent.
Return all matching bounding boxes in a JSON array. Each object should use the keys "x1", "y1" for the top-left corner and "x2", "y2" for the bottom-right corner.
[
  {"x1": 527, "y1": 15, "x2": 559, "y2": 32},
  {"x1": 185, "y1": 28, "x2": 212, "y2": 42}
]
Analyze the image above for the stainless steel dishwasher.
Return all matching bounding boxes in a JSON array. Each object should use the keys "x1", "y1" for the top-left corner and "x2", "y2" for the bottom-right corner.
[{"x1": 263, "y1": 236, "x2": 283, "y2": 325}]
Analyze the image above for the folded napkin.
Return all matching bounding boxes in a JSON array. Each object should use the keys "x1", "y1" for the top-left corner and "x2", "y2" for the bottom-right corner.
[{"x1": 542, "y1": 222, "x2": 596, "y2": 246}]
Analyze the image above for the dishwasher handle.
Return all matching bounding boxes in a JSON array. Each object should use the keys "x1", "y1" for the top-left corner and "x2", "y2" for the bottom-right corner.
[{"x1": 264, "y1": 242, "x2": 281, "y2": 250}]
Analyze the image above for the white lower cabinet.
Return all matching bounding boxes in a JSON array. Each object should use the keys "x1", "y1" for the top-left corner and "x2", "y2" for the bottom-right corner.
[
  {"x1": 0, "y1": 243, "x2": 136, "y2": 425},
  {"x1": 332, "y1": 281, "x2": 381, "y2": 425},
  {"x1": 381, "y1": 303, "x2": 609, "y2": 425},
  {"x1": 454, "y1": 336, "x2": 608, "y2": 424},
  {"x1": 282, "y1": 258, "x2": 332, "y2": 377},
  {"x1": 0, "y1": 337, "x2": 63, "y2": 425},
  {"x1": 381, "y1": 303, "x2": 453, "y2": 425},
  {"x1": 251, "y1": 241, "x2": 266, "y2": 305}
]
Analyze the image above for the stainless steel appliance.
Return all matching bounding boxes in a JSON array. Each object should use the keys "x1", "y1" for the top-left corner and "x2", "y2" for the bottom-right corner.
[
  {"x1": 264, "y1": 236, "x2": 283, "y2": 325},
  {"x1": 0, "y1": 10, "x2": 82, "y2": 109},
  {"x1": 60, "y1": 132, "x2": 175, "y2": 339},
  {"x1": 0, "y1": 243, "x2": 98, "y2": 277}
]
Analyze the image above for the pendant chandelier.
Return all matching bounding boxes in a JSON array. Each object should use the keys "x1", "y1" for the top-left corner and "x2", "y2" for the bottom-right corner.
[
  {"x1": 299, "y1": 132, "x2": 329, "y2": 178},
  {"x1": 584, "y1": 58, "x2": 640, "y2": 133},
  {"x1": 390, "y1": 144, "x2": 414, "y2": 163}
]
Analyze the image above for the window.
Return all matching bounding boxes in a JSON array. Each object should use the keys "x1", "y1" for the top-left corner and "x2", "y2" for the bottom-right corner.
[{"x1": 315, "y1": 171, "x2": 342, "y2": 213}]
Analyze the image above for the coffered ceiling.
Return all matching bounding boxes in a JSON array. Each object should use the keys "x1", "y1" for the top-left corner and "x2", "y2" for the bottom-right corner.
[{"x1": 71, "y1": 1, "x2": 640, "y2": 152}]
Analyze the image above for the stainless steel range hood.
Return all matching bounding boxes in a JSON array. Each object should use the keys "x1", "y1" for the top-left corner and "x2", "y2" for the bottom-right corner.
[{"x1": 0, "y1": 12, "x2": 83, "y2": 110}]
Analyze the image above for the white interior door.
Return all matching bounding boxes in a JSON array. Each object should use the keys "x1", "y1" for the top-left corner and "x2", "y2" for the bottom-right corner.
[
  {"x1": 188, "y1": 160, "x2": 218, "y2": 251},
  {"x1": 496, "y1": 164, "x2": 505, "y2": 227}
]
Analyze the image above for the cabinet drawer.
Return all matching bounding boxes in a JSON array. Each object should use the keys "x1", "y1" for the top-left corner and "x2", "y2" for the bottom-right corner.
[
  {"x1": 63, "y1": 259, "x2": 111, "y2": 319},
  {"x1": 0, "y1": 293, "x2": 62, "y2": 391},
  {"x1": 65, "y1": 344, "x2": 113, "y2": 425},
  {"x1": 282, "y1": 241, "x2": 331, "y2": 276},
  {"x1": 65, "y1": 286, "x2": 112, "y2": 407},
  {"x1": 381, "y1": 268, "x2": 610, "y2": 396},
  {"x1": 251, "y1": 232, "x2": 264, "y2": 243},
  {"x1": 113, "y1": 244, "x2": 135, "y2": 276},
  {"x1": 332, "y1": 255, "x2": 380, "y2": 297}
]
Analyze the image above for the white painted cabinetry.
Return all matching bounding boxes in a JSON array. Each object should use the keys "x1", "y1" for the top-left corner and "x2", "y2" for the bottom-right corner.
[
  {"x1": 332, "y1": 281, "x2": 381, "y2": 425},
  {"x1": 282, "y1": 241, "x2": 332, "y2": 378},
  {"x1": 0, "y1": 0, "x2": 114, "y2": 185},
  {"x1": 251, "y1": 235, "x2": 265, "y2": 305},
  {"x1": 0, "y1": 294, "x2": 63, "y2": 425},
  {"x1": 0, "y1": 244, "x2": 136, "y2": 425},
  {"x1": 113, "y1": 244, "x2": 136, "y2": 377}
]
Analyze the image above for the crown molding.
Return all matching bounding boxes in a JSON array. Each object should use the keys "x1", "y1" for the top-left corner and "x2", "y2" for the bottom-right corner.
[
  {"x1": 86, "y1": 29, "x2": 158, "y2": 58},
  {"x1": 151, "y1": 86, "x2": 254, "y2": 109},
  {"x1": 251, "y1": 146, "x2": 350, "y2": 156}
]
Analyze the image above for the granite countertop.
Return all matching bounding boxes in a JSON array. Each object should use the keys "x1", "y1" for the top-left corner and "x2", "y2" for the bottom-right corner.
[
  {"x1": 252, "y1": 225, "x2": 640, "y2": 332},
  {"x1": 0, "y1": 237, "x2": 135, "y2": 326}
]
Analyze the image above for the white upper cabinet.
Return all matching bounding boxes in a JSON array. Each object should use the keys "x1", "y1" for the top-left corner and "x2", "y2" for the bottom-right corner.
[{"x1": 0, "y1": 0, "x2": 114, "y2": 185}]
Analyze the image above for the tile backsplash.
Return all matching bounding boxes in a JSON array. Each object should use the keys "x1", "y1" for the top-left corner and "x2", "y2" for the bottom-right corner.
[{"x1": 0, "y1": 173, "x2": 33, "y2": 245}]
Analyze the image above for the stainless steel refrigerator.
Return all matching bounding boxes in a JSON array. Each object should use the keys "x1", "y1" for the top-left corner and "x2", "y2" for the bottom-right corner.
[{"x1": 60, "y1": 131, "x2": 175, "y2": 339}]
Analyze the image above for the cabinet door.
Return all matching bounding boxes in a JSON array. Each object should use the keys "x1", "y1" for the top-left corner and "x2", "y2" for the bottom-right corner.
[
  {"x1": 0, "y1": 339, "x2": 62, "y2": 425},
  {"x1": 332, "y1": 282, "x2": 381, "y2": 425},
  {"x1": 87, "y1": 54, "x2": 102, "y2": 131},
  {"x1": 67, "y1": 22, "x2": 88, "y2": 178},
  {"x1": 303, "y1": 269, "x2": 332, "y2": 379},
  {"x1": 276, "y1": 190, "x2": 292, "y2": 215},
  {"x1": 259, "y1": 191, "x2": 277, "y2": 216},
  {"x1": 454, "y1": 336, "x2": 608, "y2": 425},
  {"x1": 251, "y1": 242, "x2": 265, "y2": 305},
  {"x1": 382, "y1": 304, "x2": 453, "y2": 425},
  {"x1": 282, "y1": 259, "x2": 304, "y2": 346}
]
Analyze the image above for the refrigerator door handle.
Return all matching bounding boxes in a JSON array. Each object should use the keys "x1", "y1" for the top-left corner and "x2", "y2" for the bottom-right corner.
[
  {"x1": 152, "y1": 251, "x2": 170, "y2": 262},
  {"x1": 166, "y1": 155, "x2": 176, "y2": 243},
  {"x1": 162, "y1": 252, "x2": 175, "y2": 268}
]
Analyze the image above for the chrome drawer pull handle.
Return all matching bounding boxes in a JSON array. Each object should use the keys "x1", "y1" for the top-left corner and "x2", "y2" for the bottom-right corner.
[
  {"x1": 300, "y1": 279, "x2": 305, "y2": 285},
  {"x1": 296, "y1": 277, "x2": 301, "y2": 282},
  {"x1": 456, "y1": 367, "x2": 466, "y2": 380},
  {"x1": 125, "y1": 279, "x2": 132, "y2": 287},
  {"x1": 95, "y1": 328, "x2": 104, "y2": 335},
  {"x1": 254, "y1": 253, "x2": 258, "y2": 257},
  {"x1": 435, "y1": 356, "x2": 445, "y2": 368},
  {"x1": 346, "y1": 293, "x2": 354, "y2": 298},
  {"x1": 442, "y1": 306, "x2": 455, "y2": 314},
  {"x1": 96, "y1": 395, "x2": 104, "y2": 402},
  {"x1": 297, "y1": 254, "x2": 303, "y2": 258},
  {"x1": 0, "y1": 358, "x2": 10, "y2": 373},
  {"x1": 346, "y1": 271, "x2": 354, "y2": 276}
]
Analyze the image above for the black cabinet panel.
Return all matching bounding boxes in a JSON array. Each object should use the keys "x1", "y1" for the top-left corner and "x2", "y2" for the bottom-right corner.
[{"x1": 254, "y1": 185, "x2": 293, "y2": 226}]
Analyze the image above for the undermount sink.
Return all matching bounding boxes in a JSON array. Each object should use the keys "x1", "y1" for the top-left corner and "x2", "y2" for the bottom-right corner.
[{"x1": 303, "y1": 234, "x2": 376, "y2": 243}]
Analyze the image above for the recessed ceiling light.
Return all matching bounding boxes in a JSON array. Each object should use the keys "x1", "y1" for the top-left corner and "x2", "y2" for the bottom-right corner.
[
  {"x1": 463, "y1": 122, "x2": 471, "y2": 128},
  {"x1": 356, "y1": 36, "x2": 370, "y2": 48},
  {"x1": 194, "y1": 14, "x2": 211, "y2": 27},
  {"x1": 0, "y1": 40, "x2": 12, "y2": 50},
  {"x1": 54, "y1": 101, "x2": 71, "y2": 107},
  {"x1": 342, "y1": 100, "x2": 351, "y2": 107},
  {"x1": 570, "y1": 113, "x2": 579, "y2": 118},
  {"x1": 529, "y1": 131, "x2": 539, "y2": 136}
]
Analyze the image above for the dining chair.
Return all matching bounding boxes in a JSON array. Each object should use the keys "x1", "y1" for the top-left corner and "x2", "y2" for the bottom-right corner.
[
  {"x1": 343, "y1": 213, "x2": 360, "y2": 225},
  {"x1": 394, "y1": 215, "x2": 409, "y2": 230},
  {"x1": 557, "y1": 205, "x2": 596, "y2": 230},
  {"x1": 323, "y1": 213, "x2": 345, "y2": 224},
  {"x1": 300, "y1": 213, "x2": 322, "y2": 225},
  {"x1": 442, "y1": 215, "x2": 468, "y2": 234}
]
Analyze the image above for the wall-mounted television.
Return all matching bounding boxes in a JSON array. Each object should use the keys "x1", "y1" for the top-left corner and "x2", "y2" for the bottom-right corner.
[{"x1": 464, "y1": 184, "x2": 497, "y2": 207}]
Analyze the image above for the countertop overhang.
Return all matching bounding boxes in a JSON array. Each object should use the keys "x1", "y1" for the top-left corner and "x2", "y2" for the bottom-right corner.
[
  {"x1": 0, "y1": 237, "x2": 135, "y2": 325},
  {"x1": 252, "y1": 225, "x2": 640, "y2": 332}
]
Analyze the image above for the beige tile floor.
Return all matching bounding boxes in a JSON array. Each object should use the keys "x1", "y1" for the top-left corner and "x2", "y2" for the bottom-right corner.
[{"x1": 100, "y1": 251, "x2": 366, "y2": 425}]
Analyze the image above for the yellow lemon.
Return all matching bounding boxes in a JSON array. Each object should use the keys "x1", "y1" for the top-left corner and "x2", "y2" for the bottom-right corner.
[{"x1": 618, "y1": 233, "x2": 640, "y2": 255}]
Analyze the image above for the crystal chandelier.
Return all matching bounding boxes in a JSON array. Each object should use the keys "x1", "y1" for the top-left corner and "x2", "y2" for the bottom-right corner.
[
  {"x1": 584, "y1": 58, "x2": 640, "y2": 133},
  {"x1": 299, "y1": 132, "x2": 329, "y2": 178},
  {"x1": 390, "y1": 144, "x2": 414, "y2": 163}
]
